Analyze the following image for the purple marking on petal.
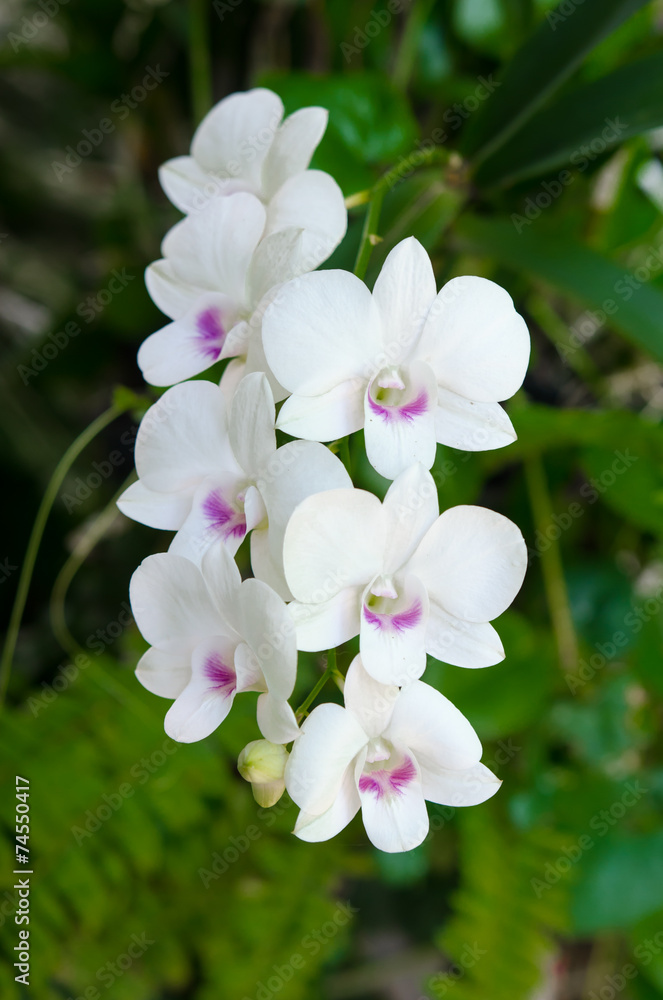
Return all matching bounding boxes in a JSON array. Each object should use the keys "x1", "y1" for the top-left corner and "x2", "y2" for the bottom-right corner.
[
  {"x1": 358, "y1": 755, "x2": 417, "y2": 800},
  {"x1": 195, "y1": 307, "x2": 226, "y2": 361},
  {"x1": 203, "y1": 652, "x2": 236, "y2": 693},
  {"x1": 202, "y1": 490, "x2": 246, "y2": 541},
  {"x1": 368, "y1": 389, "x2": 429, "y2": 424},
  {"x1": 363, "y1": 599, "x2": 423, "y2": 634}
]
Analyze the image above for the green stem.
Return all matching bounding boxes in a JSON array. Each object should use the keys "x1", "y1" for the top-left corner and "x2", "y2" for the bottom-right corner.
[
  {"x1": 352, "y1": 146, "x2": 451, "y2": 279},
  {"x1": 353, "y1": 186, "x2": 386, "y2": 280},
  {"x1": 50, "y1": 472, "x2": 137, "y2": 660},
  {"x1": 0, "y1": 403, "x2": 129, "y2": 706},
  {"x1": 295, "y1": 648, "x2": 337, "y2": 719},
  {"x1": 524, "y1": 455, "x2": 579, "y2": 674},
  {"x1": 189, "y1": 0, "x2": 213, "y2": 126},
  {"x1": 392, "y1": 0, "x2": 437, "y2": 91}
]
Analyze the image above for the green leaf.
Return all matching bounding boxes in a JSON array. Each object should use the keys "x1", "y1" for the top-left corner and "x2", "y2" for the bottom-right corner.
[
  {"x1": 454, "y1": 215, "x2": 663, "y2": 362},
  {"x1": 477, "y1": 52, "x2": 663, "y2": 187},
  {"x1": 572, "y1": 831, "x2": 663, "y2": 931},
  {"x1": 461, "y1": 0, "x2": 651, "y2": 163}
]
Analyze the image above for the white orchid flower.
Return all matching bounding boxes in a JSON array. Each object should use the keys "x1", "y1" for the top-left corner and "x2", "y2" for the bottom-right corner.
[
  {"x1": 117, "y1": 373, "x2": 351, "y2": 599},
  {"x1": 158, "y1": 87, "x2": 347, "y2": 265},
  {"x1": 283, "y1": 464, "x2": 527, "y2": 685},
  {"x1": 262, "y1": 237, "x2": 530, "y2": 480},
  {"x1": 286, "y1": 656, "x2": 500, "y2": 853},
  {"x1": 130, "y1": 546, "x2": 299, "y2": 744},
  {"x1": 139, "y1": 191, "x2": 329, "y2": 393}
]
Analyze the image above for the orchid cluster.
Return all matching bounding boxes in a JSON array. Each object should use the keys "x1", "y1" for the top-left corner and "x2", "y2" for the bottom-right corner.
[{"x1": 120, "y1": 88, "x2": 531, "y2": 853}]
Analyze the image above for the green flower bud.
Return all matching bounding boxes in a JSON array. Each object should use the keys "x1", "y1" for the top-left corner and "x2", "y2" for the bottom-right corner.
[{"x1": 237, "y1": 740, "x2": 289, "y2": 807}]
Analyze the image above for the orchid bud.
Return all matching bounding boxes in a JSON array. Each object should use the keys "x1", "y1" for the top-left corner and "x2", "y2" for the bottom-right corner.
[{"x1": 238, "y1": 740, "x2": 289, "y2": 807}]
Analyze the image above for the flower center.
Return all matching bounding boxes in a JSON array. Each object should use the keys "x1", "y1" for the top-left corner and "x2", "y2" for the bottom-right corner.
[
  {"x1": 202, "y1": 487, "x2": 247, "y2": 541},
  {"x1": 358, "y1": 745, "x2": 417, "y2": 800},
  {"x1": 203, "y1": 652, "x2": 236, "y2": 695},
  {"x1": 363, "y1": 576, "x2": 423, "y2": 633},
  {"x1": 194, "y1": 306, "x2": 226, "y2": 361},
  {"x1": 367, "y1": 365, "x2": 429, "y2": 423}
]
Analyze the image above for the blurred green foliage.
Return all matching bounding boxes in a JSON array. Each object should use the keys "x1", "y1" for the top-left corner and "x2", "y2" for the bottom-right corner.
[{"x1": 2, "y1": 0, "x2": 663, "y2": 998}]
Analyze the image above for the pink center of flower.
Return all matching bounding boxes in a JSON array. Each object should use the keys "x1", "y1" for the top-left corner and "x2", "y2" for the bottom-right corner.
[
  {"x1": 367, "y1": 366, "x2": 429, "y2": 423},
  {"x1": 203, "y1": 653, "x2": 236, "y2": 694},
  {"x1": 358, "y1": 754, "x2": 417, "y2": 800},
  {"x1": 363, "y1": 598, "x2": 423, "y2": 633},
  {"x1": 202, "y1": 489, "x2": 247, "y2": 541},
  {"x1": 195, "y1": 307, "x2": 226, "y2": 361}
]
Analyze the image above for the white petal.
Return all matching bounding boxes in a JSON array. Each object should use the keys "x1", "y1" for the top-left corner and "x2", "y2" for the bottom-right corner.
[
  {"x1": 159, "y1": 155, "x2": 238, "y2": 214},
  {"x1": 372, "y1": 238, "x2": 436, "y2": 361},
  {"x1": 191, "y1": 88, "x2": 283, "y2": 187},
  {"x1": 343, "y1": 655, "x2": 398, "y2": 739},
  {"x1": 258, "y1": 439, "x2": 352, "y2": 576},
  {"x1": 421, "y1": 761, "x2": 501, "y2": 807},
  {"x1": 130, "y1": 554, "x2": 225, "y2": 655},
  {"x1": 283, "y1": 488, "x2": 385, "y2": 602},
  {"x1": 137, "y1": 293, "x2": 239, "y2": 386},
  {"x1": 161, "y1": 192, "x2": 265, "y2": 306},
  {"x1": 145, "y1": 260, "x2": 200, "y2": 320},
  {"x1": 289, "y1": 588, "x2": 362, "y2": 651},
  {"x1": 435, "y1": 389, "x2": 517, "y2": 451},
  {"x1": 386, "y1": 681, "x2": 482, "y2": 771},
  {"x1": 262, "y1": 269, "x2": 382, "y2": 396},
  {"x1": 200, "y1": 540, "x2": 243, "y2": 614},
  {"x1": 407, "y1": 505, "x2": 527, "y2": 623},
  {"x1": 360, "y1": 574, "x2": 429, "y2": 686},
  {"x1": 276, "y1": 380, "x2": 366, "y2": 441},
  {"x1": 426, "y1": 603, "x2": 505, "y2": 668},
  {"x1": 135, "y1": 647, "x2": 190, "y2": 699},
  {"x1": 169, "y1": 473, "x2": 248, "y2": 563},
  {"x1": 247, "y1": 227, "x2": 307, "y2": 307},
  {"x1": 357, "y1": 751, "x2": 429, "y2": 853},
  {"x1": 228, "y1": 372, "x2": 276, "y2": 476},
  {"x1": 219, "y1": 356, "x2": 248, "y2": 402},
  {"x1": 419, "y1": 276, "x2": 530, "y2": 403},
  {"x1": 164, "y1": 635, "x2": 238, "y2": 742},
  {"x1": 250, "y1": 528, "x2": 291, "y2": 600},
  {"x1": 135, "y1": 381, "x2": 238, "y2": 494},
  {"x1": 236, "y1": 578, "x2": 297, "y2": 700},
  {"x1": 262, "y1": 106, "x2": 328, "y2": 199},
  {"x1": 285, "y1": 702, "x2": 367, "y2": 815},
  {"x1": 117, "y1": 479, "x2": 191, "y2": 530},
  {"x1": 293, "y1": 763, "x2": 361, "y2": 843},
  {"x1": 265, "y1": 170, "x2": 347, "y2": 268},
  {"x1": 381, "y1": 464, "x2": 439, "y2": 574},
  {"x1": 257, "y1": 692, "x2": 300, "y2": 744},
  {"x1": 364, "y1": 361, "x2": 438, "y2": 480}
]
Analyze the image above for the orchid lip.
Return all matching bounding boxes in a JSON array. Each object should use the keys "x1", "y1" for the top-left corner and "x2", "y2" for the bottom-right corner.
[
  {"x1": 358, "y1": 751, "x2": 417, "y2": 800},
  {"x1": 367, "y1": 366, "x2": 429, "y2": 424},
  {"x1": 194, "y1": 306, "x2": 226, "y2": 361},
  {"x1": 203, "y1": 652, "x2": 236, "y2": 695},
  {"x1": 202, "y1": 488, "x2": 247, "y2": 541}
]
